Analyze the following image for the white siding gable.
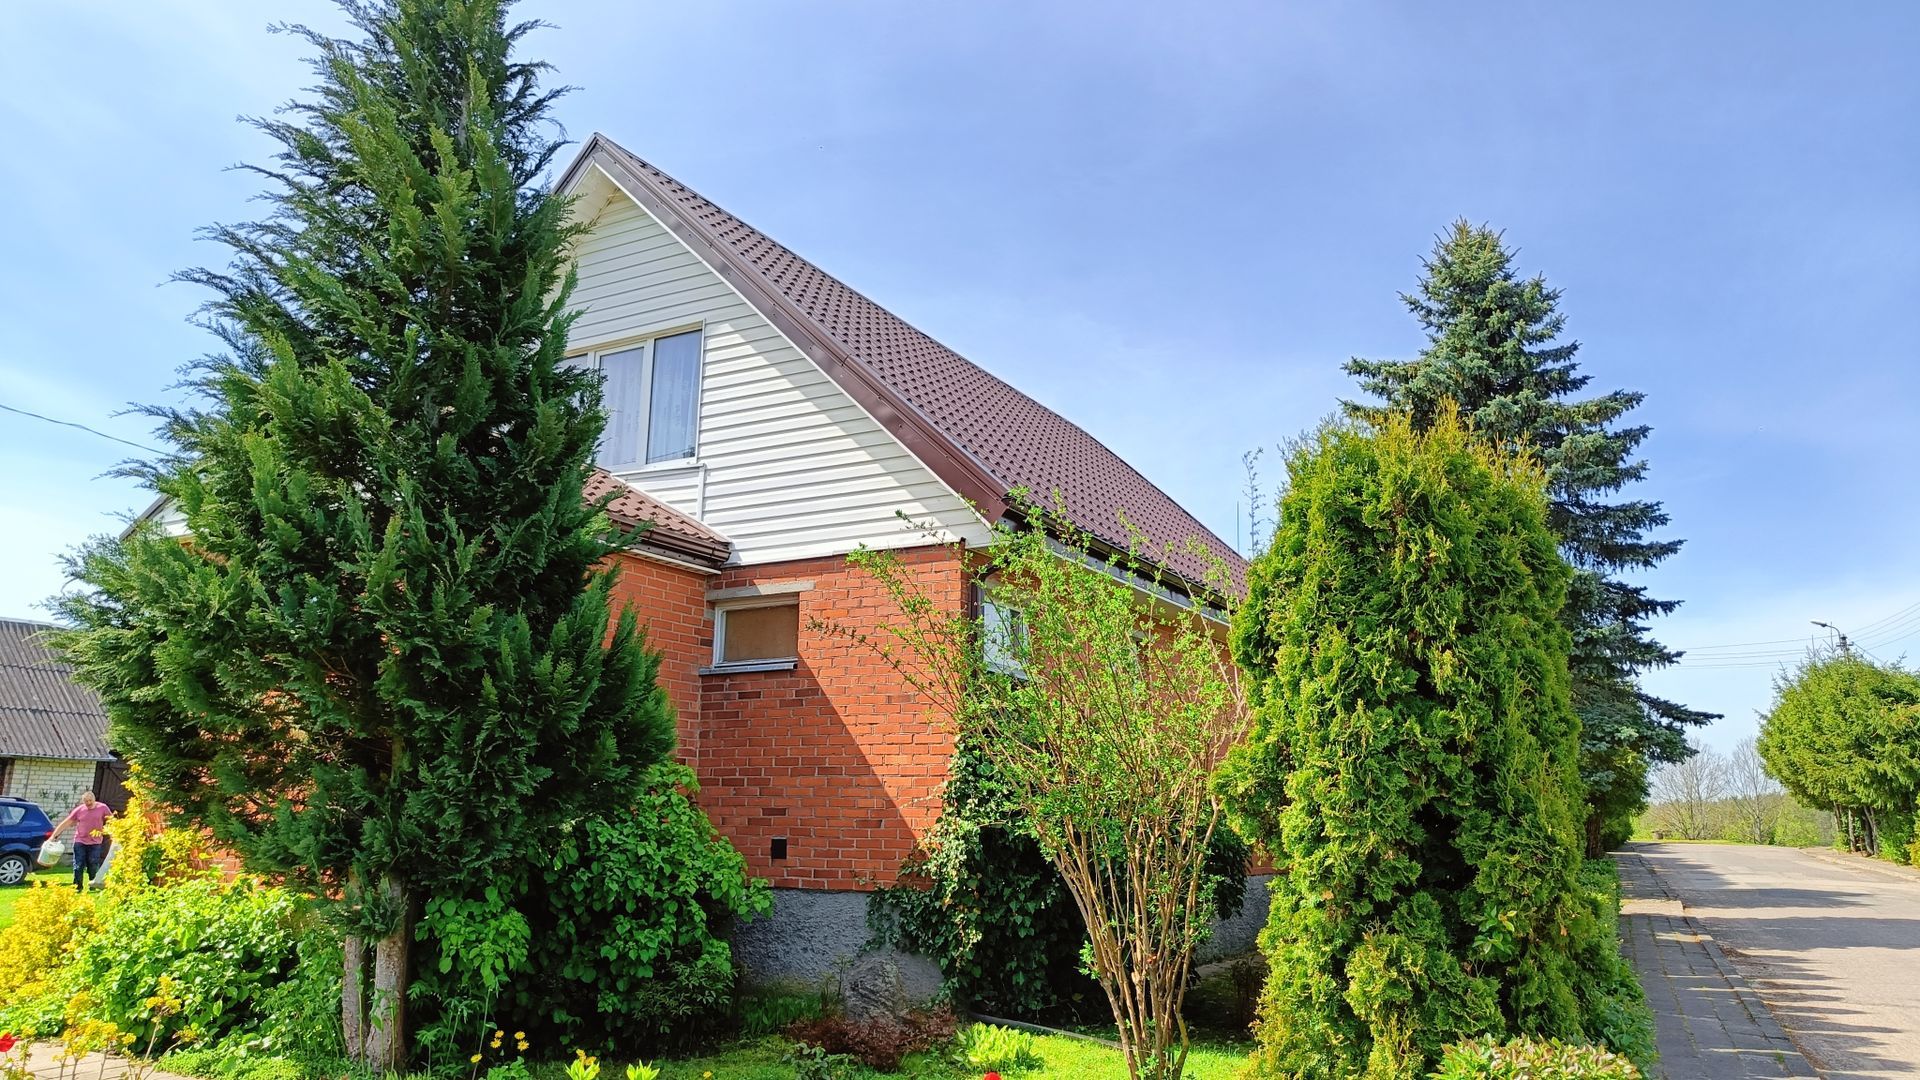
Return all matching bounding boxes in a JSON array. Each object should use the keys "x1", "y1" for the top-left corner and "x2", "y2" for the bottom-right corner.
[{"x1": 565, "y1": 170, "x2": 991, "y2": 565}]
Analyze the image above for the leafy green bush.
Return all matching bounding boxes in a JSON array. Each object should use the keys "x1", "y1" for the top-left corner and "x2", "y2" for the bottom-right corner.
[
  {"x1": 160, "y1": 1046, "x2": 330, "y2": 1080},
  {"x1": 957, "y1": 1023, "x2": 1043, "y2": 1073},
  {"x1": 870, "y1": 735, "x2": 1252, "y2": 1020},
  {"x1": 1222, "y1": 415, "x2": 1656, "y2": 1077},
  {"x1": 224, "y1": 931, "x2": 343, "y2": 1060},
  {"x1": 64, "y1": 876, "x2": 301, "y2": 1047},
  {"x1": 1431, "y1": 1038, "x2": 1641, "y2": 1079},
  {"x1": 503, "y1": 763, "x2": 769, "y2": 1051}
]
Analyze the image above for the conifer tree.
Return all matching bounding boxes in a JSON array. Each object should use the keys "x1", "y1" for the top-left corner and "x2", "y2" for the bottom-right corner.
[
  {"x1": 1344, "y1": 222, "x2": 1713, "y2": 853},
  {"x1": 53, "y1": 1, "x2": 675, "y2": 1067},
  {"x1": 1220, "y1": 413, "x2": 1650, "y2": 1078},
  {"x1": 1757, "y1": 652, "x2": 1920, "y2": 859}
]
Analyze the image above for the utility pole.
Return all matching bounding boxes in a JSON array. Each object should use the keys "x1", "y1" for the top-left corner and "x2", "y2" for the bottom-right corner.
[{"x1": 1811, "y1": 620, "x2": 1852, "y2": 653}]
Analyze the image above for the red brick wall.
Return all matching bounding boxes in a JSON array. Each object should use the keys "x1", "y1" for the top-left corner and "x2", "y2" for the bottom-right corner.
[
  {"x1": 701, "y1": 546, "x2": 963, "y2": 890},
  {"x1": 606, "y1": 544, "x2": 1259, "y2": 889},
  {"x1": 606, "y1": 552, "x2": 712, "y2": 766}
]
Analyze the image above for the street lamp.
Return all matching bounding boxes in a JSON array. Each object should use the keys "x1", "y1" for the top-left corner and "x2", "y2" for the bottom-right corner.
[{"x1": 1811, "y1": 620, "x2": 1852, "y2": 653}]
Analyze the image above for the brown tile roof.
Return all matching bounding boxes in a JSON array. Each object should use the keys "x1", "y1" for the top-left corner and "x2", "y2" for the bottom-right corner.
[
  {"x1": 567, "y1": 135, "x2": 1244, "y2": 592},
  {"x1": 0, "y1": 619, "x2": 113, "y2": 761},
  {"x1": 585, "y1": 469, "x2": 732, "y2": 568}
]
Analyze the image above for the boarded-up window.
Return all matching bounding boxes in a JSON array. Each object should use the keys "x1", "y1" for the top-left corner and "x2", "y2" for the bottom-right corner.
[{"x1": 719, "y1": 604, "x2": 799, "y2": 664}]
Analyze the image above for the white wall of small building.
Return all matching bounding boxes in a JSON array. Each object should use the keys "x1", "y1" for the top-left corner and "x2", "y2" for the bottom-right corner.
[
  {"x1": 565, "y1": 168, "x2": 991, "y2": 566},
  {"x1": 3, "y1": 757, "x2": 95, "y2": 814}
]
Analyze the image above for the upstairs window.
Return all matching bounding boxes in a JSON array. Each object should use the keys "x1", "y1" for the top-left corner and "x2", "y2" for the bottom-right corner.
[{"x1": 567, "y1": 328, "x2": 702, "y2": 469}]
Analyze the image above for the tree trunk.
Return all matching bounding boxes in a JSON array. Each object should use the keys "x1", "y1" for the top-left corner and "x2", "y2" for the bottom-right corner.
[
  {"x1": 342, "y1": 933, "x2": 368, "y2": 1064},
  {"x1": 1583, "y1": 810, "x2": 1604, "y2": 858},
  {"x1": 363, "y1": 874, "x2": 413, "y2": 1072}
]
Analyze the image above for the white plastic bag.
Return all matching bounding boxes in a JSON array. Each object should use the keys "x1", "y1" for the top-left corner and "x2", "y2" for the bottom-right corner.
[{"x1": 37, "y1": 839, "x2": 66, "y2": 867}]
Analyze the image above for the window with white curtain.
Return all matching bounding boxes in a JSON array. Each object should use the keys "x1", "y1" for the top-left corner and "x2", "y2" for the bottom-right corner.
[{"x1": 566, "y1": 328, "x2": 702, "y2": 469}]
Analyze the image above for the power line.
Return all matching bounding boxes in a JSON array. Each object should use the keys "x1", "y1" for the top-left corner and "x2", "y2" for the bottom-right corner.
[
  {"x1": 0, "y1": 401, "x2": 163, "y2": 455},
  {"x1": 1677, "y1": 597, "x2": 1920, "y2": 658}
]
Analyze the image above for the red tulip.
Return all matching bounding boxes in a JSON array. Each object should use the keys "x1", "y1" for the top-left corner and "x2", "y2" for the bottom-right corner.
[
  {"x1": 0, "y1": 1034, "x2": 17, "y2": 1053},
  {"x1": 983, "y1": 1073, "x2": 1000, "y2": 1080}
]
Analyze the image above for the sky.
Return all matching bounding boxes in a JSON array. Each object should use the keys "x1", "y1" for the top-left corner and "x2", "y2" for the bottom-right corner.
[{"x1": 1, "y1": 2, "x2": 1915, "y2": 751}]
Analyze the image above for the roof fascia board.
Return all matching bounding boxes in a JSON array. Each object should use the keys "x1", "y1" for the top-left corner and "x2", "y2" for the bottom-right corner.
[{"x1": 568, "y1": 142, "x2": 1007, "y2": 532}]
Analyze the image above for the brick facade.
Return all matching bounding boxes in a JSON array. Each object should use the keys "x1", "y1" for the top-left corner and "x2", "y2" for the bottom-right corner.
[
  {"x1": 605, "y1": 552, "x2": 713, "y2": 763},
  {"x1": 607, "y1": 545, "x2": 964, "y2": 892},
  {"x1": 1, "y1": 757, "x2": 96, "y2": 815}
]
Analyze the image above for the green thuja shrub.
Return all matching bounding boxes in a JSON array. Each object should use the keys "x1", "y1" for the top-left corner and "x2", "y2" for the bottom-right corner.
[
  {"x1": 1221, "y1": 413, "x2": 1653, "y2": 1078},
  {"x1": 1431, "y1": 1038, "x2": 1640, "y2": 1079}
]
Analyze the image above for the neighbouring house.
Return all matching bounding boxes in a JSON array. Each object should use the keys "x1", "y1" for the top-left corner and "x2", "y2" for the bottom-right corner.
[
  {"x1": 551, "y1": 136, "x2": 1261, "y2": 985},
  {"x1": 0, "y1": 618, "x2": 127, "y2": 815}
]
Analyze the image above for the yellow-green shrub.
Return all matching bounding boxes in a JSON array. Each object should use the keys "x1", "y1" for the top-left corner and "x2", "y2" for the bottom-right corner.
[
  {"x1": 0, "y1": 882, "x2": 97, "y2": 1006},
  {"x1": 1431, "y1": 1038, "x2": 1641, "y2": 1079}
]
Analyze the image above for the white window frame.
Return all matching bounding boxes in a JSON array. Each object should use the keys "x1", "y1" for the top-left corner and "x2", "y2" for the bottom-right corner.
[
  {"x1": 566, "y1": 323, "x2": 704, "y2": 472},
  {"x1": 707, "y1": 597, "x2": 801, "y2": 674},
  {"x1": 980, "y1": 593, "x2": 1027, "y2": 678}
]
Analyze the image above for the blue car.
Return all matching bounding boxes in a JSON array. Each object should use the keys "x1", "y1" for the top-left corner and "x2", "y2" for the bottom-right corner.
[{"x1": 0, "y1": 796, "x2": 55, "y2": 886}]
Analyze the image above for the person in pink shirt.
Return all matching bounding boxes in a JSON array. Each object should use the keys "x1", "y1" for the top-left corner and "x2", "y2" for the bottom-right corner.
[{"x1": 50, "y1": 791, "x2": 113, "y2": 891}]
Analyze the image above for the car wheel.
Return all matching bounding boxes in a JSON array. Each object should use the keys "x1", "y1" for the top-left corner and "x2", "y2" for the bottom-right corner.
[{"x1": 0, "y1": 853, "x2": 28, "y2": 886}]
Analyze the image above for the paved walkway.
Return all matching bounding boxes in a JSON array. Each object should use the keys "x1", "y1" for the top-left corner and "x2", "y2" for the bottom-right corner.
[
  {"x1": 17, "y1": 1044, "x2": 190, "y2": 1080},
  {"x1": 1633, "y1": 842, "x2": 1920, "y2": 1080},
  {"x1": 1615, "y1": 847, "x2": 1815, "y2": 1079}
]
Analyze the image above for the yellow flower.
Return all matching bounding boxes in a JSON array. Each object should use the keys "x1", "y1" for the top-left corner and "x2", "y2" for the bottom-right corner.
[
  {"x1": 514, "y1": 1033, "x2": 525, "y2": 1041},
  {"x1": 470, "y1": 1054, "x2": 483, "y2": 1064},
  {"x1": 495, "y1": 1030, "x2": 506, "y2": 1039},
  {"x1": 516, "y1": 1042, "x2": 529, "y2": 1053}
]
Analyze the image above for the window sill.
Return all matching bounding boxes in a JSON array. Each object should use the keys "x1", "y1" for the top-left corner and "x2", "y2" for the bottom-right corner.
[
  {"x1": 699, "y1": 659, "x2": 798, "y2": 676},
  {"x1": 607, "y1": 458, "x2": 700, "y2": 475}
]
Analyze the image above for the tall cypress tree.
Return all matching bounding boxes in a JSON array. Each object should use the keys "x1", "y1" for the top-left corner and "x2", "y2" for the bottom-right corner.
[
  {"x1": 1344, "y1": 221, "x2": 1714, "y2": 852},
  {"x1": 54, "y1": 0, "x2": 674, "y2": 1067}
]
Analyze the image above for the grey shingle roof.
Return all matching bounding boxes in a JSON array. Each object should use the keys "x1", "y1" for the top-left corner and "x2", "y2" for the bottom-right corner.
[{"x1": 0, "y1": 618, "x2": 113, "y2": 761}]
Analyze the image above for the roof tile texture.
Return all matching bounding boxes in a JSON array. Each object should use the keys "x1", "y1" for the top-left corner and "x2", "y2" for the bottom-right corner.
[
  {"x1": 600, "y1": 139, "x2": 1243, "y2": 588},
  {"x1": 584, "y1": 469, "x2": 731, "y2": 566},
  {"x1": 0, "y1": 619, "x2": 113, "y2": 761}
]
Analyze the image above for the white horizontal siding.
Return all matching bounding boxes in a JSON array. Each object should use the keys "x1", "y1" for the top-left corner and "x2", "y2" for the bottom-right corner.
[{"x1": 566, "y1": 178, "x2": 990, "y2": 564}]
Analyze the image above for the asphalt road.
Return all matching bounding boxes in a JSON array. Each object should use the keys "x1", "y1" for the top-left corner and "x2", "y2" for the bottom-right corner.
[{"x1": 1637, "y1": 843, "x2": 1920, "y2": 1079}]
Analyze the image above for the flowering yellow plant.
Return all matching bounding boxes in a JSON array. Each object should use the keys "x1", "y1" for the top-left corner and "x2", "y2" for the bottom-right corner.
[{"x1": 564, "y1": 1049, "x2": 600, "y2": 1080}]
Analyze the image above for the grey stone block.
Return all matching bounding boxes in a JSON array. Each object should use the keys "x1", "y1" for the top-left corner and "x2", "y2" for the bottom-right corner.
[
  {"x1": 1197, "y1": 874, "x2": 1276, "y2": 962},
  {"x1": 841, "y1": 950, "x2": 944, "y2": 1019}
]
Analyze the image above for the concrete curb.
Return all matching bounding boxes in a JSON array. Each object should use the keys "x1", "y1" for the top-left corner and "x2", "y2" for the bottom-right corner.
[{"x1": 1793, "y1": 845, "x2": 1920, "y2": 886}]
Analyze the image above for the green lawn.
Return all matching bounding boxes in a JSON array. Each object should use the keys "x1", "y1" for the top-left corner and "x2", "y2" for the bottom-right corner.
[
  {"x1": 0, "y1": 869, "x2": 70, "y2": 929},
  {"x1": 592, "y1": 1032, "x2": 1253, "y2": 1080}
]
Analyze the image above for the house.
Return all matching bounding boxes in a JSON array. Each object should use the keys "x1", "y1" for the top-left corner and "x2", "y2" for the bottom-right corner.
[
  {"x1": 552, "y1": 136, "x2": 1254, "y2": 985},
  {"x1": 0, "y1": 618, "x2": 126, "y2": 814}
]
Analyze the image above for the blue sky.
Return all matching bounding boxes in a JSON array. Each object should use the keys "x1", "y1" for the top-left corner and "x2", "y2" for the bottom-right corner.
[{"x1": 2, "y1": 2, "x2": 1915, "y2": 750}]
